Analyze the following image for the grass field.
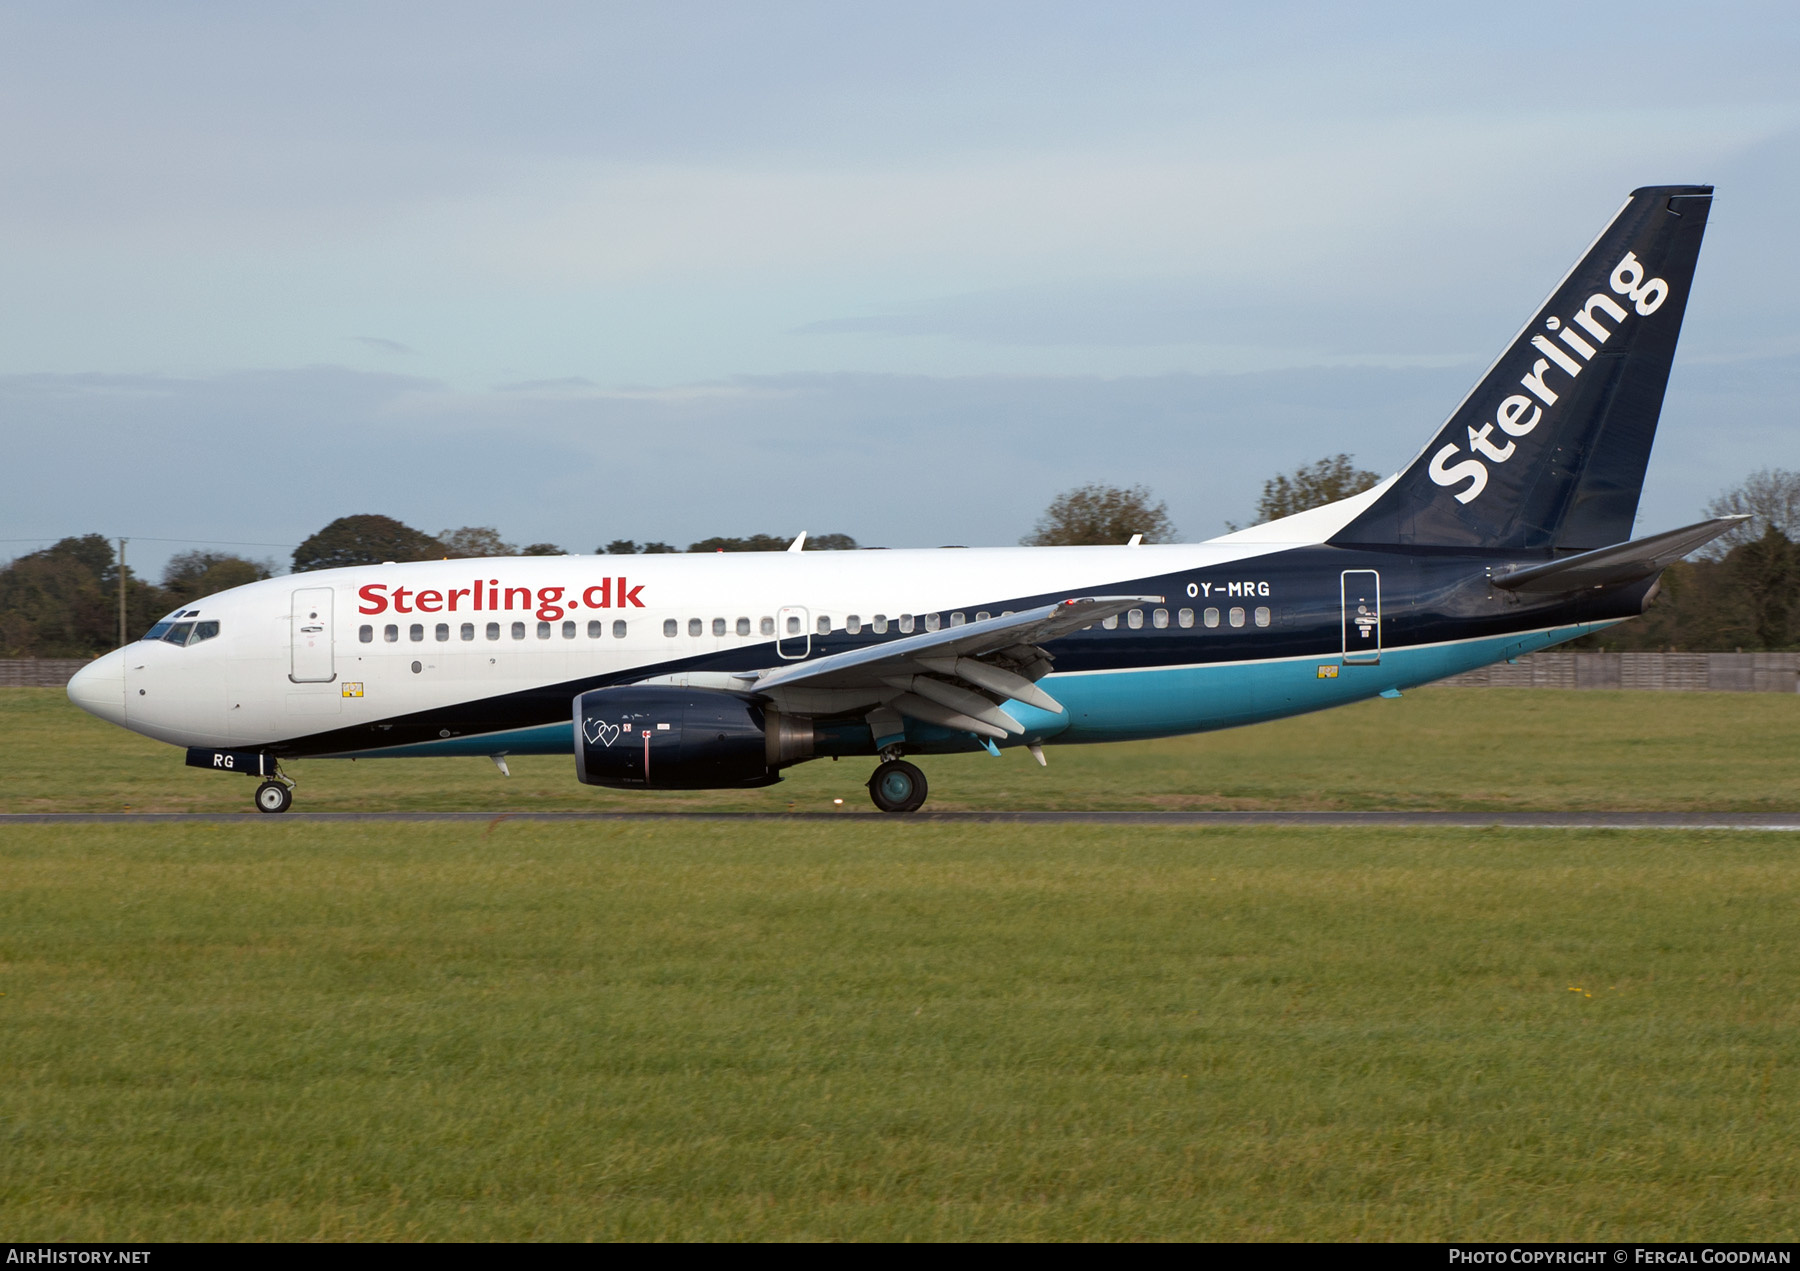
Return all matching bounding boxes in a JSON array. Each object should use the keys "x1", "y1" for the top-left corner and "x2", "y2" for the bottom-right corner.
[
  {"x1": 2, "y1": 822, "x2": 1796, "y2": 1240},
  {"x1": 5, "y1": 685, "x2": 1800, "y2": 813},
  {"x1": 2, "y1": 688, "x2": 1798, "y2": 1240}
]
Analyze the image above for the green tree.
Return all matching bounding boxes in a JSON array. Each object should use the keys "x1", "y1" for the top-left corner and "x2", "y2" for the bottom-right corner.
[
  {"x1": 598, "y1": 539, "x2": 641, "y2": 555},
  {"x1": 805, "y1": 533, "x2": 859, "y2": 551},
  {"x1": 1245, "y1": 454, "x2": 1381, "y2": 526},
  {"x1": 688, "y1": 534, "x2": 794, "y2": 553},
  {"x1": 1703, "y1": 468, "x2": 1800, "y2": 560},
  {"x1": 438, "y1": 526, "x2": 515, "y2": 558},
  {"x1": 0, "y1": 536, "x2": 119, "y2": 657},
  {"x1": 641, "y1": 542, "x2": 678, "y2": 554},
  {"x1": 161, "y1": 551, "x2": 272, "y2": 605},
  {"x1": 1726, "y1": 527, "x2": 1797, "y2": 649},
  {"x1": 292, "y1": 515, "x2": 443, "y2": 573},
  {"x1": 520, "y1": 543, "x2": 565, "y2": 556},
  {"x1": 1024, "y1": 485, "x2": 1175, "y2": 546}
]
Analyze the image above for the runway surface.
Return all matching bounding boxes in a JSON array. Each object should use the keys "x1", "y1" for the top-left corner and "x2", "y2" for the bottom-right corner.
[{"x1": 5, "y1": 811, "x2": 1800, "y2": 829}]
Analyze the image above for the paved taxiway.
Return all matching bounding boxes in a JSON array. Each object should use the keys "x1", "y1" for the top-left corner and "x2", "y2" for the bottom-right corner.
[{"x1": 4, "y1": 811, "x2": 1799, "y2": 829}]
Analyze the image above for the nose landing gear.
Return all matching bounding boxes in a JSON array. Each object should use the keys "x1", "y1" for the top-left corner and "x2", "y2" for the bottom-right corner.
[
  {"x1": 254, "y1": 781, "x2": 292, "y2": 814},
  {"x1": 867, "y1": 759, "x2": 928, "y2": 813}
]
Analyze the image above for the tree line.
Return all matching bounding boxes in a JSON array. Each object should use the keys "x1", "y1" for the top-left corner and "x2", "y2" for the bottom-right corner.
[{"x1": 4, "y1": 469, "x2": 1796, "y2": 657}]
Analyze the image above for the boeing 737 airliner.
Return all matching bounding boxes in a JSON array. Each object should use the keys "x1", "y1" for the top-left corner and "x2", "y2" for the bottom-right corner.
[{"x1": 68, "y1": 185, "x2": 1738, "y2": 813}]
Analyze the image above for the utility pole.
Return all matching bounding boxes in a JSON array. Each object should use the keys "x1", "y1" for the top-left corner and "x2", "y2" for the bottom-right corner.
[{"x1": 117, "y1": 537, "x2": 128, "y2": 650}]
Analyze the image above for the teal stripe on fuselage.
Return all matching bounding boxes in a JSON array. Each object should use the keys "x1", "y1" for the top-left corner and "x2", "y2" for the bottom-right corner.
[
  {"x1": 329, "y1": 622, "x2": 1611, "y2": 759},
  {"x1": 1043, "y1": 621, "x2": 1608, "y2": 744}
]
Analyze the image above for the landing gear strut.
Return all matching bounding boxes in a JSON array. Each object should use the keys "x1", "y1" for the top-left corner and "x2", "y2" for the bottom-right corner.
[{"x1": 868, "y1": 759, "x2": 928, "y2": 814}]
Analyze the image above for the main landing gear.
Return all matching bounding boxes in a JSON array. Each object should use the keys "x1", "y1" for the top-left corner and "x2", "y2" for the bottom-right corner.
[{"x1": 868, "y1": 759, "x2": 928, "y2": 814}]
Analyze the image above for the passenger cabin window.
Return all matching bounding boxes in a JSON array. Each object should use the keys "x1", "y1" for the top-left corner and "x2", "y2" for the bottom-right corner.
[
  {"x1": 409, "y1": 623, "x2": 424, "y2": 642},
  {"x1": 359, "y1": 625, "x2": 373, "y2": 643},
  {"x1": 537, "y1": 621, "x2": 551, "y2": 639},
  {"x1": 976, "y1": 611, "x2": 990, "y2": 622},
  {"x1": 785, "y1": 615, "x2": 801, "y2": 635},
  {"x1": 873, "y1": 615, "x2": 888, "y2": 633},
  {"x1": 1203, "y1": 608, "x2": 1220, "y2": 629},
  {"x1": 713, "y1": 618, "x2": 726, "y2": 637},
  {"x1": 511, "y1": 621, "x2": 526, "y2": 639},
  {"x1": 924, "y1": 614, "x2": 940, "y2": 632},
  {"x1": 1153, "y1": 608, "x2": 1169, "y2": 629},
  {"x1": 588, "y1": 620, "x2": 602, "y2": 638},
  {"x1": 613, "y1": 620, "x2": 627, "y2": 638},
  {"x1": 950, "y1": 612, "x2": 965, "y2": 627},
  {"x1": 846, "y1": 615, "x2": 861, "y2": 635},
  {"x1": 737, "y1": 617, "x2": 750, "y2": 636},
  {"x1": 664, "y1": 619, "x2": 678, "y2": 637},
  {"x1": 435, "y1": 623, "x2": 449, "y2": 642},
  {"x1": 899, "y1": 615, "x2": 915, "y2": 633},
  {"x1": 1178, "y1": 608, "x2": 1194, "y2": 628},
  {"x1": 486, "y1": 622, "x2": 500, "y2": 640},
  {"x1": 688, "y1": 618, "x2": 703, "y2": 637},
  {"x1": 1127, "y1": 609, "x2": 1143, "y2": 629},
  {"x1": 461, "y1": 623, "x2": 475, "y2": 641},
  {"x1": 1229, "y1": 607, "x2": 1245, "y2": 628},
  {"x1": 385, "y1": 624, "x2": 400, "y2": 642},
  {"x1": 816, "y1": 615, "x2": 831, "y2": 635},
  {"x1": 1254, "y1": 606, "x2": 1271, "y2": 628},
  {"x1": 760, "y1": 617, "x2": 774, "y2": 636},
  {"x1": 1102, "y1": 615, "x2": 1118, "y2": 630},
  {"x1": 563, "y1": 620, "x2": 577, "y2": 639}
]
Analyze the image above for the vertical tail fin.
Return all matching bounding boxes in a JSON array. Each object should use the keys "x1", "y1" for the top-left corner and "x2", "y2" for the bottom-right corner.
[{"x1": 1332, "y1": 185, "x2": 1712, "y2": 551}]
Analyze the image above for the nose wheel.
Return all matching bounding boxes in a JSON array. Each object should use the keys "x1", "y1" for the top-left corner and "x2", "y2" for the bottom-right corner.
[
  {"x1": 254, "y1": 780, "x2": 293, "y2": 814},
  {"x1": 868, "y1": 759, "x2": 928, "y2": 813}
]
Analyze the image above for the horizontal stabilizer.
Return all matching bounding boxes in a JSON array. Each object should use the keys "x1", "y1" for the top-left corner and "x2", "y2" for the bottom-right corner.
[{"x1": 1490, "y1": 515, "x2": 1747, "y2": 594}]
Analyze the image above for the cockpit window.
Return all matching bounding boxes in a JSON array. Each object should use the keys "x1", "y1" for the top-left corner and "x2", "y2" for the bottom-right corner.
[{"x1": 142, "y1": 618, "x2": 222, "y2": 647}]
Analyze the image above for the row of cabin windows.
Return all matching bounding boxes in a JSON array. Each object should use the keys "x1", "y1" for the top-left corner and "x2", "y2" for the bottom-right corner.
[
  {"x1": 357, "y1": 606, "x2": 1275, "y2": 646},
  {"x1": 360, "y1": 620, "x2": 630, "y2": 644},
  {"x1": 1099, "y1": 606, "x2": 1271, "y2": 630},
  {"x1": 659, "y1": 611, "x2": 1001, "y2": 637},
  {"x1": 664, "y1": 616, "x2": 778, "y2": 638}
]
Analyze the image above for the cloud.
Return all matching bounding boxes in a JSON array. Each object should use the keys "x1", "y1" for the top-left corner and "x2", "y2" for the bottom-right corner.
[
  {"x1": 349, "y1": 335, "x2": 416, "y2": 355},
  {"x1": 4, "y1": 347, "x2": 1786, "y2": 582}
]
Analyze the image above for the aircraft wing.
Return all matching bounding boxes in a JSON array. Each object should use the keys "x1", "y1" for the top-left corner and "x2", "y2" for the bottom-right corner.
[{"x1": 746, "y1": 595, "x2": 1161, "y2": 741}]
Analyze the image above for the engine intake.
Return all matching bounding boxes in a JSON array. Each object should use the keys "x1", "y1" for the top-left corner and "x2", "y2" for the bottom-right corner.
[{"x1": 573, "y1": 686, "x2": 812, "y2": 789}]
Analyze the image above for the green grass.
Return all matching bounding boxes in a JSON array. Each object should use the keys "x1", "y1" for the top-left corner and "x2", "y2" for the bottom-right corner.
[
  {"x1": 2, "y1": 821, "x2": 1796, "y2": 1240},
  {"x1": 5, "y1": 685, "x2": 1800, "y2": 813}
]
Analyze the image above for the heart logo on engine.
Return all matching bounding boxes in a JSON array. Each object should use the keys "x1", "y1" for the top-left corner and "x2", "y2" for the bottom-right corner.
[{"x1": 584, "y1": 719, "x2": 622, "y2": 748}]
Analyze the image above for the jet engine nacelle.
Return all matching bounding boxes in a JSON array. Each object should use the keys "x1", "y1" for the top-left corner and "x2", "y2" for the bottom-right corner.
[{"x1": 573, "y1": 685, "x2": 813, "y2": 790}]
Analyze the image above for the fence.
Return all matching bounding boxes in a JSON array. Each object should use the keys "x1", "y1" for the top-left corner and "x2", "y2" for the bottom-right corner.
[
  {"x1": 5, "y1": 652, "x2": 1798, "y2": 693},
  {"x1": 1433, "y1": 651, "x2": 1799, "y2": 693},
  {"x1": 0, "y1": 659, "x2": 95, "y2": 688}
]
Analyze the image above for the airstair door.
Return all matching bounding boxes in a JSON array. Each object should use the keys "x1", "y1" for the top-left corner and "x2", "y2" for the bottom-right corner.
[
  {"x1": 776, "y1": 606, "x2": 810, "y2": 660},
  {"x1": 1341, "y1": 570, "x2": 1381, "y2": 664},
  {"x1": 290, "y1": 587, "x2": 336, "y2": 683}
]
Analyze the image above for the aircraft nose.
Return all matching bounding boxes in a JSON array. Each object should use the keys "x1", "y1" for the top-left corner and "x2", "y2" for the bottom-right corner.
[{"x1": 67, "y1": 648, "x2": 127, "y2": 726}]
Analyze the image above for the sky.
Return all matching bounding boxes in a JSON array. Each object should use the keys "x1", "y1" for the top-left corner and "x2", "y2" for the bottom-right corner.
[{"x1": 2, "y1": 1, "x2": 1797, "y2": 578}]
